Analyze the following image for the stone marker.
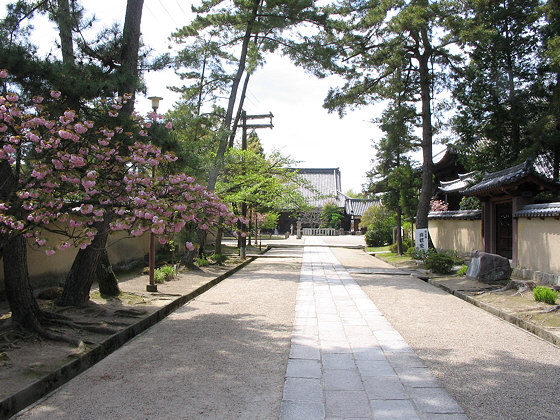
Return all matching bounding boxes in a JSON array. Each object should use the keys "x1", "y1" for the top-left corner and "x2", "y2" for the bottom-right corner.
[{"x1": 466, "y1": 250, "x2": 512, "y2": 283}]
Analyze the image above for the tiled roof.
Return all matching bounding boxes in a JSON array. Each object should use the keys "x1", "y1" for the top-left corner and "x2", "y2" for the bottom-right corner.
[
  {"x1": 345, "y1": 198, "x2": 380, "y2": 217},
  {"x1": 433, "y1": 145, "x2": 456, "y2": 165},
  {"x1": 294, "y1": 168, "x2": 344, "y2": 208},
  {"x1": 514, "y1": 202, "x2": 560, "y2": 218},
  {"x1": 463, "y1": 159, "x2": 559, "y2": 196},
  {"x1": 439, "y1": 171, "x2": 477, "y2": 193},
  {"x1": 428, "y1": 210, "x2": 482, "y2": 220}
]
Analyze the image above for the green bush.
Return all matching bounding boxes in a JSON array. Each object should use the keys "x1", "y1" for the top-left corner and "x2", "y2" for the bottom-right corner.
[
  {"x1": 408, "y1": 247, "x2": 428, "y2": 261},
  {"x1": 533, "y1": 286, "x2": 558, "y2": 305},
  {"x1": 196, "y1": 256, "x2": 210, "y2": 267},
  {"x1": 154, "y1": 265, "x2": 175, "y2": 283},
  {"x1": 456, "y1": 264, "x2": 468, "y2": 276},
  {"x1": 389, "y1": 237, "x2": 412, "y2": 254},
  {"x1": 459, "y1": 196, "x2": 481, "y2": 210},
  {"x1": 424, "y1": 251, "x2": 455, "y2": 274},
  {"x1": 210, "y1": 253, "x2": 228, "y2": 264},
  {"x1": 365, "y1": 219, "x2": 396, "y2": 247}
]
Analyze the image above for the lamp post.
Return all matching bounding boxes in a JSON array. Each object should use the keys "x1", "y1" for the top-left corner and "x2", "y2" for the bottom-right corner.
[{"x1": 146, "y1": 96, "x2": 163, "y2": 292}]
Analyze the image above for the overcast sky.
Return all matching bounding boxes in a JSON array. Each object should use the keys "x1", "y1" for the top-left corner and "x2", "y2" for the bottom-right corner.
[{"x1": 1, "y1": 0, "x2": 387, "y2": 192}]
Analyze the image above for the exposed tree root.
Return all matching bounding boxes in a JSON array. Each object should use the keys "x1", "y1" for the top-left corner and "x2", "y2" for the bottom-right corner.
[
  {"x1": 114, "y1": 308, "x2": 147, "y2": 317},
  {"x1": 33, "y1": 324, "x2": 83, "y2": 347},
  {"x1": 496, "y1": 280, "x2": 536, "y2": 293},
  {"x1": 43, "y1": 318, "x2": 117, "y2": 335},
  {"x1": 539, "y1": 305, "x2": 560, "y2": 313}
]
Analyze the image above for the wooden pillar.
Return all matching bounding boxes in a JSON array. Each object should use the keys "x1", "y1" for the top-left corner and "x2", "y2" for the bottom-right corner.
[
  {"x1": 482, "y1": 200, "x2": 494, "y2": 254},
  {"x1": 511, "y1": 194, "x2": 533, "y2": 265}
]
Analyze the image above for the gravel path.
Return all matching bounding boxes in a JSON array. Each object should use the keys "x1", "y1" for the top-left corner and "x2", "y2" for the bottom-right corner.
[
  {"x1": 331, "y1": 247, "x2": 560, "y2": 420},
  {"x1": 12, "y1": 237, "x2": 560, "y2": 419},
  {"x1": 14, "y1": 253, "x2": 302, "y2": 419}
]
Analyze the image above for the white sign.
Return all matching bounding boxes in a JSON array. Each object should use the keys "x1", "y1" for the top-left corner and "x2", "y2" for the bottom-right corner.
[{"x1": 415, "y1": 228, "x2": 429, "y2": 251}]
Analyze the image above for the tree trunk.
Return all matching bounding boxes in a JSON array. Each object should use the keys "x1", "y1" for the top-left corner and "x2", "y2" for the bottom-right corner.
[
  {"x1": 119, "y1": 0, "x2": 144, "y2": 115},
  {"x1": 228, "y1": 71, "x2": 252, "y2": 148},
  {"x1": 57, "y1": 217, "x2": 112, "y2": 306},
  {"x1": 396, "y1": 206, "x2": 403, "y2": 255},
  {"x1": 180, "y1": 249, "x2": 197, "y2": 269},
  {"x1": 3, "y1": 235, "x2": 43, "y2": 331},
  {"x1": 214, "y1": 225, "x2": 223, "y2": 255},
  {"x1": 59, "y1": 0, "x2": 145, "y2": 305},
  {"x1": 414, "y1": 38, "x2": 434, "y2": 230},
  {"x1": 96, "y1": 248, "x2": 120, "y2": 296},
  {"x1": 207, "y1": 1, "x2": 259, "y2": 191},
  {"x1": 56, "y1": 0, "x2": 74, "y2": 65}
]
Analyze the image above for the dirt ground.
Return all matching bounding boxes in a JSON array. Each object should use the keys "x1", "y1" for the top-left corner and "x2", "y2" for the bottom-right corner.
[
  {"x1": 430, "y1": 275, "x2": 560, "y2": 334},
  {"x1": 378, "y1": 256, "x2": 560, "y2": 342},
  {"x1": 0, "y1": 258, "x2": 246, "y2": 402}
]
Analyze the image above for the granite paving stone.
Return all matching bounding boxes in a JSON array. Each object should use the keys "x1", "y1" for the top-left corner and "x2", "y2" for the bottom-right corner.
[{"x1": 280, "y1": 242, "x2": 467, "y2": 419}]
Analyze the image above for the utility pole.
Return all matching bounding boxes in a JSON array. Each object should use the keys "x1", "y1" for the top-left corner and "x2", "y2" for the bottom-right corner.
[{"x1": 238, "y1": 110, "x2": 273, "y2": 258}]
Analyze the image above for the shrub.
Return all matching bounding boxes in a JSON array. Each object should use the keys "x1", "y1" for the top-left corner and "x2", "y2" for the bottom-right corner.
[
  {"x1": 196, "y1": 256, "x2": 210, "y2": 267},
  {"x1": 457, "y1": 264, "x2": 468, "y2": 276},
  {"x1": 533, "y1": 286, "x2": 558, "y2": 305},
  {"x1": 154, "y1": 265, "x2": 175, "y2": 283},
  {"x1": 408, "y1": 247, "x2": 428, "y2": 261},
  {"x1": 210, "y1": 253, "x2": 228, "y2": 264},
  {"x1": 364, "y1": 210, "x2": 396, "y2": 247},
  {"x1": 459, "y1": 196, "x2": 481, "y2": 210},
  {"x1": 424, "y1": 251, "x2": 455, "y2": 274},
  {"x1": 389, "y1": 237, "x2": 412, "y2": 254}
]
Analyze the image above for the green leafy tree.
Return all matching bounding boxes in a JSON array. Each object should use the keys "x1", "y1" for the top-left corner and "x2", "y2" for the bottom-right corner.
[
  {"x1": 171, "y1": 0, "x2": 325, "y2": 191},
  {"x1": 320, "y1": 202, "x2": 343, "y2": 229},
  {"x1": 451, "y1": 0, "x2": 542, "y2": 172},
  {"x1": 366, "y1": 86, "x2": 420, "y2": 254},
  {"x1": 527, "y1": 0, "x2": 560, "y2": 180},
  {"x1": 297, "y1": 0, "x2": 458, "y2": 232},
  {"x1": 363, "y1": 206, "x2": 396, "y2": 247},
  {"x1": 262, "y1": 212, "x2": 280, "y2": 237}
]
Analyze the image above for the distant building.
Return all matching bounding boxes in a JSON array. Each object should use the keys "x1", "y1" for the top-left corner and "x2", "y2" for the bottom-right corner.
[{"x1": 277, "y1": 168, "x2": 378, "y2": 233}]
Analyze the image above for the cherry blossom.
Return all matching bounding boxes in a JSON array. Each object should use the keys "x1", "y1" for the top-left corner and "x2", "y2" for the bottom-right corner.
[{"x1": 0, "y1": 72, "x2": 237, "y2": 254}]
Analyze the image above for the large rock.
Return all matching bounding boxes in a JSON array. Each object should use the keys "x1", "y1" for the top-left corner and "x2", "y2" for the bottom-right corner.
[{"x1": 466, "y1": 251, "x2": 512, "y2": 283}]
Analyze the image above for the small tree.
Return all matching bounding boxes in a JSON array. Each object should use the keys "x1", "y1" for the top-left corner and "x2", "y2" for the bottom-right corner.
[
  {"x1": 320, "y1": 202, "x2": 343, "y2": 229},
  {"x1": 363, "y1": 205, "x2": 396, "y2": 247},
  {"x1": 262, "y1": 212, "x2": 279, "y2": 237}
]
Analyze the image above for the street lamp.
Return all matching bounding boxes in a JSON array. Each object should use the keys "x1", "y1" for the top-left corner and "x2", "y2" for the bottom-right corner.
[
  {"x1": 148, "y1": 96, "x2": 163, "y2": 113},
  {"x1": 146, "y1": 96, "x2": 163, "y2": 292}
]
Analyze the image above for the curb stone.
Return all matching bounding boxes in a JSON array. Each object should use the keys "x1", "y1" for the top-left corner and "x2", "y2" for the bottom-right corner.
[{"x1": 0, "y1": 257, "x2": 256, "y2": 420}]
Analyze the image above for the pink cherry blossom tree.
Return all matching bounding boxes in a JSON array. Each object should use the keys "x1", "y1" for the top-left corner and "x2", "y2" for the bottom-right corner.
[{"x1": 0, "y1": 71, "x2": 236, "y2": 338}]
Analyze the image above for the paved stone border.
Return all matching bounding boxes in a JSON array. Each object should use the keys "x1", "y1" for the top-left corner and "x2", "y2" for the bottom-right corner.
[
  {"x1": 0, "y1": 257, "x2": 256, "y2": 420},
  {"x1": 429, "y1": 279, "x2": 560, "y2": 348}
]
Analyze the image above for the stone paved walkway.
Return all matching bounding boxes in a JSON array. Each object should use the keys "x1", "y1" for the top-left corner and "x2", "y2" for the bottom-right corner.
[{"x1": 280, "y1": 238, "x2": 467, "y2": 419}]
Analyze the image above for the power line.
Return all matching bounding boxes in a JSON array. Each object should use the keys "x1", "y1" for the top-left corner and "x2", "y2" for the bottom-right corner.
[
  {"x1": 157, "y1": 0, "x2": 179, "y2": 27},
  {"x1": 174, "y1": 0, "x2": 190, "y2": 20}
]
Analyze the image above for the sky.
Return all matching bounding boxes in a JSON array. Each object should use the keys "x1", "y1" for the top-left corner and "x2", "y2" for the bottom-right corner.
[{"x1": 0, "y1": 0, "x2": 387, "y2": 192}]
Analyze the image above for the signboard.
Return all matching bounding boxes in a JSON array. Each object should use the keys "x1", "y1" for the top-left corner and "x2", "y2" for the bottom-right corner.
[{"x1": 415, "y1": 228, "x2": 429, "y2": 251}]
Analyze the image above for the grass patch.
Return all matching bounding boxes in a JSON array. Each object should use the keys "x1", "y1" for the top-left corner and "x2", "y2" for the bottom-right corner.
[
  {"x1": 382, "y1": 253, "x2": 414, "y2": 264},
  {"x1": 366, "y1": 245, "x2": 392, "y2": 253},
  {"x1": 534, "y1": 286, "x2": 558, "y2": 305}
]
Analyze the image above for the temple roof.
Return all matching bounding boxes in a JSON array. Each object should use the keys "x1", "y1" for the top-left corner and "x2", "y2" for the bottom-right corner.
[
  {"x1": 439, "y1": 171, "x2": 477, "y2": 193},
  {"x1": 344, "y1": 198, "x2": 380, "y2": 217},
  {"x1": 428, "y1": 210, "x2": 482, "y2": 220},
  {"x1": 514, "y1": 202, "x2": 560, "y2": 218},
  {"x1": 463, "y1": 159, "x2": 559, "y2": 198},
  {"x1": 293, "y1": 168, "x2": 345, "y2": 208}
]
